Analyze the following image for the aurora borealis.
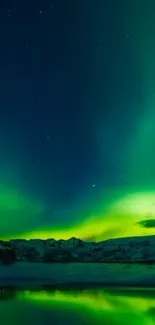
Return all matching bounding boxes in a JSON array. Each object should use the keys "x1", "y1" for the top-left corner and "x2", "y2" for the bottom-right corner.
[{"x1": 1, "y1": 0, "x2": 155, "y2": 241}]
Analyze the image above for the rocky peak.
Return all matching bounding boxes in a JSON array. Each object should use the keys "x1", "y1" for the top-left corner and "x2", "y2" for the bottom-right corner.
[{"x1": 0, "y1": 235, "x2": 155, "y2": 264}]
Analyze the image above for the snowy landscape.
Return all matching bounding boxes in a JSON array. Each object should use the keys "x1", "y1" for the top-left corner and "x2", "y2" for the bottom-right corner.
[{"x1": 1, "y1": 235, "x2": 155, "y2": 287}]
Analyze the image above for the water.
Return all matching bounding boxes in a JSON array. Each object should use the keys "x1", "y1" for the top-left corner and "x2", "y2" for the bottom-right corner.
[
  {"x1": 1, "y1": 287, "x2": 155, "y2": 325},
  {"x1": 1, "y1": 262, "x2": 155, "y2": 287}
]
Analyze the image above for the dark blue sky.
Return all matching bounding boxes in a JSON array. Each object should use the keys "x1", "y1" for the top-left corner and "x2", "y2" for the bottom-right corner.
[{"x1": 0, "y1": 0, "x2": 152, "y2": 236}]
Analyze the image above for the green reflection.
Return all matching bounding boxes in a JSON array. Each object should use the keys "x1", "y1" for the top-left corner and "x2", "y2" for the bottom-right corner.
[{"x1": 0, "y1": 288, "x2": 154, "y2": 325}]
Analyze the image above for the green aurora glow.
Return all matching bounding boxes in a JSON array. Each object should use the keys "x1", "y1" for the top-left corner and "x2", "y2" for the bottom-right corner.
[
  {"x1": 2, "y1": 189, "x2": 155, "y2": 241},
  {"x1": 1, "y1": 2, "x2": 155, "y2": 242},
  {"x1": 0, "y1": 185, "x2": 44, "y2": 237}
]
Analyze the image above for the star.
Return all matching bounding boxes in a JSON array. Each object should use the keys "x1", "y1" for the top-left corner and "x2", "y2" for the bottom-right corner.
[
  {"x1": 39, "y1": 10, "x2": 43, "y2": 15},
  {"x1": 93, "y1": 184, "x2": 96, "y2": 187},
  {"x1": 98, "y1": 39, "x2": 106, "y2": 44},
  {"x1": 37, "y1": 160, "x2": 40, "y2": 164},
  {"x1": 46, "y1": 136, "x2": 50, "y2": 140},
  {"x1": 125, "y1": 34, "x2": 130, "y2": 39},
  {"x1": 8, "y1": 9, "x2": 12, "y2": 17}
]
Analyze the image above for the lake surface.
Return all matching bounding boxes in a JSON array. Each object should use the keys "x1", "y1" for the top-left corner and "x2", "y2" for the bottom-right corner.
[
  {"x1": 1, "y1": 287, "x2": 155, "y2": 325},
  {"x1": 1, "y1": 262, "x2": 155, "y2": 287}
]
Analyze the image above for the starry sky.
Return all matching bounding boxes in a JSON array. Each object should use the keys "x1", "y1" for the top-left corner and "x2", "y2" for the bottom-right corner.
[{"x1": 1, "y1": 0, "x2": 155, "y2": 241}]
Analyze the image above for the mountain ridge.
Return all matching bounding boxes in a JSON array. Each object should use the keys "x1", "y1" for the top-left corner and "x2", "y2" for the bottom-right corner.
[{"x1": 1, "y1": 235, "x2": 155, "y2": 264}]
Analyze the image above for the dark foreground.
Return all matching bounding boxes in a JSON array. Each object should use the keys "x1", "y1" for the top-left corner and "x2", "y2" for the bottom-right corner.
[
  {"x1": 0, "y1": 286, "x2": 155, "y2": 325},
  {"x1": 1, "y1": 262, "x2": 155, "y2": 288}
]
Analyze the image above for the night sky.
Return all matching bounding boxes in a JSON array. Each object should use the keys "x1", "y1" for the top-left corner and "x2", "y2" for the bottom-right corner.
[{"x1": 1, "y1": 0, "x2": 155, "y2": 241}]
